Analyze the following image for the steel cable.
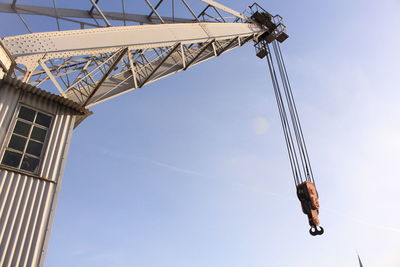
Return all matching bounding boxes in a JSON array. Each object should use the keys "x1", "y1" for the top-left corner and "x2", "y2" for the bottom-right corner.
[
  {"x1": 264, "y1": 41, "x2": 316, "y2": 185},
  {"x1": 272, "y1": 41, "x2": 309, "y2": 181},
  {"x1": 265, "y1": 43, "x2": 301, "y2": 185},
  {"x1": 275, "y1": 42, "x2": 315, "y2": 183}
]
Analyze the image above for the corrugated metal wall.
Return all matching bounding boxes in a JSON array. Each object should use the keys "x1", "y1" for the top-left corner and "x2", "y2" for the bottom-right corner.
[{"x1": 0, "y1": 82, "x2": 78, "y2": 267}]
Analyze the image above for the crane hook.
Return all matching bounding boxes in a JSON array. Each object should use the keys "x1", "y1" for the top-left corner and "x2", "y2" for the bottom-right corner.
[
  {"x1": 309, "y1": 226, "x2": 324, "y2": 236},
  {"x1": 296, "y1": 181, "x2": 324, "y2": 236}
]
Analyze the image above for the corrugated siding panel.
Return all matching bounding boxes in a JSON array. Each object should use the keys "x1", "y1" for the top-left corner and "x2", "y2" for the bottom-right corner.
[
  {"x1": 0, "y1": 82, "x2": 77, "y2": 267},
  {"x1": 0, "y1": 171, "x2": 55, "y2": 267},
  {"x1": 0, "y1": 77, "x2": 89, "y2": 114}
]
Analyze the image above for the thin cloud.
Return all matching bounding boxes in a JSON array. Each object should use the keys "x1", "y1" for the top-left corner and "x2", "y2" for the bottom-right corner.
[
  {"x1": 94, "y1": 146, "x2": 207, "y2": 178},
  {"x1": 145, "y1": 158, "x2": 206, "y2": 178}
]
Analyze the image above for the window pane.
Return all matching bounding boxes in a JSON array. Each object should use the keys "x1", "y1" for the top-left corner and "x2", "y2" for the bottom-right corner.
[
  {"x1": 26, "y1": 141, "x2": 43, "y2": 157},
  {"x1": 8, "y1": 135, "x2": 27, "y2": 152},
  {"x1": 31, "y1": 127, "x2": 47, "y2": 142},
  {"x1": 35, "y1": 112, "x2": 52, "y2": 128},
  {"x1": 1, "y1": 150, "x2": 22, "y2": 168},
  {"x1": 13, "y1": 120, "x2": 31, "y2": 137},
  {"x1": 18, "y1": 106, "x2": 36, "y2": 122},
  {"x1": 21, "y1": 156, "x2": 40, "y2": 173}
]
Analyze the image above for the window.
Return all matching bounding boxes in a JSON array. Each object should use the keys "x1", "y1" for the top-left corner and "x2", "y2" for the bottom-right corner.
[{"x1": 1, "y1": 105, "x2": 52, "y2": 174}]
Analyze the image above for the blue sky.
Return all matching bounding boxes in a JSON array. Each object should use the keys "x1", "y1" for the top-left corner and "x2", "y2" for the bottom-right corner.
[{"x1": 2, "y1": 0, "x2": 400, "y2": 266}]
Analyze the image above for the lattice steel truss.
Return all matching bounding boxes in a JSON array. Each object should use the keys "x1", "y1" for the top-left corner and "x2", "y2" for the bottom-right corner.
[{"x1": 0, "y1": 0, "x2": 285, "y2": 107}]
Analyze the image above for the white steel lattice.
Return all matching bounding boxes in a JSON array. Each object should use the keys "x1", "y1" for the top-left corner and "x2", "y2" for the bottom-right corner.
[{"x1": 0, "y1": 0, "x2": 273, "y2": 107}]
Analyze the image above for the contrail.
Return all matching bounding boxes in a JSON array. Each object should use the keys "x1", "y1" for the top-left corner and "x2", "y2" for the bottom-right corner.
[
  {"x1": 145, "y1": 158, "x2": 206, "y2": 178},
  {"x1": 95, "y1": 146, "x2": 286, "y2": 197},
  {"x1": 95, "y1": 146, "x2": 207, "y2": 178}
]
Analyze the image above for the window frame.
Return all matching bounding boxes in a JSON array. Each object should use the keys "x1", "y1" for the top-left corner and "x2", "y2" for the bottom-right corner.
[{"x1": 0, "y1": 103, "x2": 54, "y2": 175}]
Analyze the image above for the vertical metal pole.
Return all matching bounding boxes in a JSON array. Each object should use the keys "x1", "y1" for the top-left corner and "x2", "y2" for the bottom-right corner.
[
  {"x1": 52, "y1": 0, "x2": 60, "y2": 31},
  {"x1": 121, "y1": 0, "x2": 126, "y2": 26},
  {"x1": 180, "y1": 43, "x2": 186, "y2": 69},
  {"x1": 127, "y1": 50, "x2": 138, "y2": 88}
]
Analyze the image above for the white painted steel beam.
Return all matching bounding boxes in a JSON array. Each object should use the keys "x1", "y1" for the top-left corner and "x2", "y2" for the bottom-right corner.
[
  {"x1": 2, "y1": 22, "x2": 263, "y2": 106},
  {"x1": 3, "y1": 22, "x2": 262, "y2": 67},
  {"x1": 0, "y1": 41, "x2": 14, "y2": 79}
]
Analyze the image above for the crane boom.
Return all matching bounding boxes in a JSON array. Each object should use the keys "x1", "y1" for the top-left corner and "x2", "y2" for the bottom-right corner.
[
  {"x1": 2, "y1": 22, "x2": 264, "y2": 106},
  {"x1": 0, "y1": 0, "x2": 280, "y2": 107}
]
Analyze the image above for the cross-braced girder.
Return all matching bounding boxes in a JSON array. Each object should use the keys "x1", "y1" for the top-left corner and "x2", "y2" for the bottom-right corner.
[
  {"x1": 64, "y1": 34, "x2": 252, "y2": 106},
  {"x1": 0, "y1": 0, "x2": 286, "y2": 107}
]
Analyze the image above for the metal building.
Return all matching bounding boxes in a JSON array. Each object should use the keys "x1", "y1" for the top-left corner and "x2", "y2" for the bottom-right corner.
[{"x1": 0, "y1": 77, "x2": 90, "y2": 267}]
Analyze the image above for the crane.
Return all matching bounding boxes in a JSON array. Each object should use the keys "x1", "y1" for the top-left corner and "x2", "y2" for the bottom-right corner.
[{"x1": 0, "y1": 1, "x2": 323, "y2": 266}]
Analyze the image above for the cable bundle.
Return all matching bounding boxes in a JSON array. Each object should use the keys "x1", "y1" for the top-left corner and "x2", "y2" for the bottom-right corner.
[{"x1": 262, "y1": 40, "x2": 324, "y2": 236}]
